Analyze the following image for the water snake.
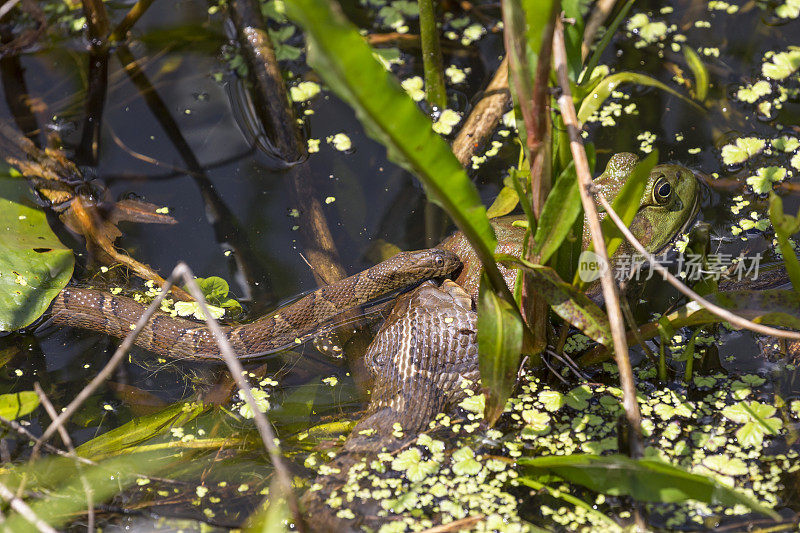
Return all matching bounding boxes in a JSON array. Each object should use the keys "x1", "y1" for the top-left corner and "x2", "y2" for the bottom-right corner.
[{"x1": 48, "y1": 249, "x2": 461, "y2": 361}]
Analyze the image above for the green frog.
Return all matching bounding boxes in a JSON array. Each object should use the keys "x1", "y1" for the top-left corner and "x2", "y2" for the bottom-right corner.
[
  {"x1": 303, "y1": 154, "x2": 701, "y2": 532},
  {"x1": 442, "y1": 152, "x2": 700, "y2": 298}
]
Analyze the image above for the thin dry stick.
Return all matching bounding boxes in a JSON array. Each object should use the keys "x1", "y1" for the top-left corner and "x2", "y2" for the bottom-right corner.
[
  {"x1": 33, "y1": 268, "x2": 181, "y2": 455},
  {"x1": 0, "y1": 414, "x2": 94, "y2": 466},
  {"x1": 0, "y1": 0, "x2": 21, "y2": 20},
  {"x1": 32, "y1": 261, "x2": 303, "y2": 529},
  {"x1": 552, "y1": 18, "x2": 642, "y2": 452},
  {"x1": 0, "y1": 481, "x2": 57, "y2": 533},
  {"x1": 594, "y1": 193, "x2": 800, "y2": 341},
  {"x1": 177, "y1": 263, "x2": 303, "y2": 532},
  {"x1": 33, "y1": 384, "x2": 95, "y2": 532}
]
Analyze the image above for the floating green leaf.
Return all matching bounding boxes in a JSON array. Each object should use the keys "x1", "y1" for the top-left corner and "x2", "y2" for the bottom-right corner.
[
  {"x1": 478, "y1": 272, "x2": 523, "y2": 425},
  {"x1": 720, "y1": 137, "x2": 766, "y2": 165},
  {"x1": 747, "y1": 166, "x2": 786, "y2": 194},
  {"x1": 723, "y1": 400, "x2": 783, "y2": 448},
  {"x1": 518, "y1": 454, "x2": 779, "y2": 518},
  {"x1": 0, "y1": 176, "x2": 74, "y2": 331},
  {"x1": 0, "y1": 391, "x2": 40, "y2": 420},
  {"x1": 762, "y1": 47, "x2": 800, "y2": 80}
]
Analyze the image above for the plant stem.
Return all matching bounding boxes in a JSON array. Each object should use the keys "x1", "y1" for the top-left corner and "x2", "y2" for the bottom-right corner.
[
  {"x1": 553, "y1": 18, "x2": 643, "y2": 457},
  {"x1": 418, "y1": 0, "x2": 447, "y2": 110},
  {"x1": 108, "y1": 0, "x2": 155, "y2": 43}
]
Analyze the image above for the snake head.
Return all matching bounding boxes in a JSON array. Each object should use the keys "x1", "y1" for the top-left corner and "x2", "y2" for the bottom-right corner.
[{"x1": 391, "y1": 249, "x2": 462, "y2": 282}]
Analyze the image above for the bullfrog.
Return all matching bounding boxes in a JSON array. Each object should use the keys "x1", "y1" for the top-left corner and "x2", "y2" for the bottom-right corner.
[
  {"x1": 302, "y1": 154, "x2": 701, "y2": 531},
  {"x1": 442, "y1": 152, "x2": 701, "y2": 299}
]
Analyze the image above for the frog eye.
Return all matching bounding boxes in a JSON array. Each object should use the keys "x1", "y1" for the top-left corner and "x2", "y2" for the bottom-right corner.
[{"x1": 654, "y1": 176, "x2": 672, "y2": 204}]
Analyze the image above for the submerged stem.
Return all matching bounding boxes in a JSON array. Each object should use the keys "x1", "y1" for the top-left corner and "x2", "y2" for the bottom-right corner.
[{"x1": 418, "y1": 0, "x2": 447, "y2": 110}]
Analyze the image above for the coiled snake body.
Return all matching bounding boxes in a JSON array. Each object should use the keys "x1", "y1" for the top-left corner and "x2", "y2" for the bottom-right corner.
[{"x1": 49, "y1": 248, "x2": 462, "y2": 360}]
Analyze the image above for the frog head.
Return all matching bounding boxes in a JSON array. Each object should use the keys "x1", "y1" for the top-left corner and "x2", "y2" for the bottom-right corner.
[{"x1": 588, "y1": 152, "x2": 699, "y2": 255}]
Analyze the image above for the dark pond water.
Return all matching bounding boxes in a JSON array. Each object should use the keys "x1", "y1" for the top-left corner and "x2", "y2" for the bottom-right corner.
[{"x1": 1, "y1": 0, "x2": 800, "y2": 530}]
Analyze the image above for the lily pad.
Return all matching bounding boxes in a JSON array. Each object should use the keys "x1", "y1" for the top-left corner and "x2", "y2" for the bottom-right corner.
[{"x1": 0, "y1": 176, "x2": 74, "y2": 331}]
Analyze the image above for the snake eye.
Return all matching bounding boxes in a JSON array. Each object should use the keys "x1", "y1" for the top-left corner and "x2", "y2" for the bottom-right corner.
[
  {"x1": 654, "y1": 176, "x2": 672, "y2": 204},
  {"x1": 434, "y1": 256, "x2": 445, "y2": 268}
]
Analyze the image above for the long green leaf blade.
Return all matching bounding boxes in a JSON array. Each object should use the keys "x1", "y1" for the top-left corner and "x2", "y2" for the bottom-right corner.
[
  {"x1": 478, "y1": 272, "x2": 523, "y2": 425},
  {"x1": 519, "y1": 454, "x2": 779, "y2": 519},
  {"x1": 599, "y1": 150, "x2": 658, "y2": 261},
  {"x1": 283, "y1": 0, "x2": 496, "y2": 255},
  {"x1": 533, "y1": 161, "x2": 581, "y2": 264},
  {"x1": 577, "y1": 72, "x2": 704, "y2": 123},
  {"x1": 498, "y1": 254, "x2": 612, "y2": 346}
]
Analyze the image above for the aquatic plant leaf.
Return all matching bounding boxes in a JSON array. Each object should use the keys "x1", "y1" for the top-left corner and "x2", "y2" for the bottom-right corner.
[
  {"x1": 486, "y1": 177, "x2": 520, "y2": 219},
  {"x1": 722, "y1": 401, "x2": 782, "y2": 448},
  {"x1": 580, "y1": 0, "x2": 635, "y2": 85},
  {"x1": 1, "y1": 451, "x2": 172, "y2": 531},
  {"x1": 0, "y1": 176, "x2": 74, "y2": 331},
  {"x1": 720, "y1": 137, "x2": 766, "y2": 166},
  {"x1": 283, "y1": 0, "x2": 497, "y2": 258},
  {"x1": 577, "y1": 72, "x2": 702, "y2": 124},
  {"x1": 683, "y1": 46, "x2": 709, "y2": 101},
  {"x1": 478, "y1": 272, "x2": 523, "y2": 425},
  {"x1": 76, "y1": 401, "x2": 205, "y2": 460},
  {"x1": 533, "y1": 161, "x2": 581, "y2": 264},
  {"x1": 502, "y1": 0, "x2": 555, "y2": 156},
  {"x1": 245, "y1": 481, "x2": 291, "y2": 533},
  {"x1": 518, "y1": 454, "x2": 779, "y2": 518},
  {"x1": 497, "y1": 255, "x2": 612, "y2": 346},
  {"x1": 768, "y1": 192, "x2": 800, "y2": 293},
  {"x1": 561, "y1": 0, "x2": 585, "y2": 80},
  {"x1": 0, "y1": 391, "x2": 39, "y2": 420}
]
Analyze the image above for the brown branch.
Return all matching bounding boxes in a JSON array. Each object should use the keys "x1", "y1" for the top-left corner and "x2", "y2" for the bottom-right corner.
[
  {"x1": 81, "y1": 0, "x2": 110, "y2": 45},
  {"x1": 229, "y1": 0, "x2": 347, "y2": 285},
  {"x1": 553, "y1": 17, "x2": 643, "y2": 455},
  {"x1": 451, "y1": 56, "x2": 510, "y2": 167}
]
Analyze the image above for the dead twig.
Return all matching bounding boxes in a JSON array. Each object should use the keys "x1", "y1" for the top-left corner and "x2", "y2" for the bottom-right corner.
[
  {"x1": 32, "y1": 384, "x2": 94, "y2": 532},
  {"x1": 553, "y1": 17, "x2": 643, "y2": 455},
  {"x1": 33, "y1": 261, "x2": 304, "y2": 531},
  {"x1": 179, "y1": 263, "x2": 305, "y2": 532},
  {"x1": 0, "y1": 480, "x2": 57, "y2": 533},
  {"x1": 593, "y1": 192, "x2": 800, "y2": 341}
]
